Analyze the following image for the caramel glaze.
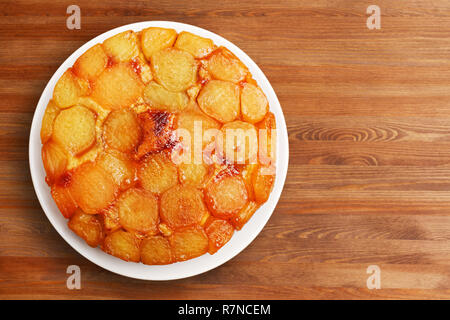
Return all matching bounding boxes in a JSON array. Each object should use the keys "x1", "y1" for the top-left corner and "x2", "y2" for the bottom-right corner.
[{"x1": 135, "y1": 110, "x2": 177, "y2": 160}]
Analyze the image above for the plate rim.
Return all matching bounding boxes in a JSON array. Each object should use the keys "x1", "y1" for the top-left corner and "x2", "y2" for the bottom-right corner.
[{"x1": 29, "y1": 21, "x2": 289, "y2": 281}]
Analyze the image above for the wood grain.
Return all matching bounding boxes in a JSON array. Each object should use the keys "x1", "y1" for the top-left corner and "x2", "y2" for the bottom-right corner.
[{"x1": 2, "y1": 0, "x2": 450, "y2": 300}]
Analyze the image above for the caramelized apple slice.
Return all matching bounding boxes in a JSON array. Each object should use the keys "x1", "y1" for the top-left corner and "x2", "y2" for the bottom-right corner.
[
  {"x1": 73, "y1": 44, "x2": 108, "y2": 81},
  {"x1": 42, "y1": 140, "x2": 68, "y2": 184},
  {"x1": 160, "y1": 184, "x2": 207, "y2": 229},
  {"x1": 51, "y1": 183, "x2": 77, "y2": 219},
  {"x1": 217, "y1": 121, "x2": 258, "y2": 165},
  {"x1": 175, "y1": 111, "x2": 220, "y2": 149},
  {"x1": 101, "y1": 204, "x2": 121, "y2": 234},
  {"x1": 103, "y1": 229, "x2": 140, "y2": 262},
  {"x1": 197, "y1": 80, "x2": 240, "y2": 123},
  {"x1": 53, "y1": 105, "x2": 96, "y2": 155},
  {"x1": 96, "y1": 152, "x2": 136, "y2": 190},
  {"x1": 204, "y1": 218, "x2": 234, "y2": 254},
  {"x1": 40, "y1": 100, "x2": 60, "y2": 144},
  {"x1": 117, "y1": 188, "x2": 159, "y2": 235},
  {"x1": 91, "y1": 63, "x2": 144, "y2": 110},
  {"x1": 206, "y1": 47, "x2": 248, "y2": 83},
  {"x1": 169, "y1": 226, "x2": 208, "y2": 261},
  {"x1": 135, "y1": 110, "x2": 175, "y2": 158},
  {"x1": 140, "y1": 235, "x2": 173, "y2": 265},
  {"x1": 138, "y1": 153, "x2": 178, "y2": 194},
  {"x1": 205, "y1": 174, "x2": 248, "y2": 219},
  {"x1": 53, "y1": 69, "x2": 89, "y2": 109},
  {"x1": 68, "y1": 209, "x2": 104, "y2": 247},
  {"x1": 241, "y1": 83, "x2": 268, "y2": 124},
  {"x1": 103, "y1": 30, "x2": 139, "y2": 62},
  {"x1": 151, "y1": 48, "x2": 197, "y2": 92},
  {"x1": 141, "y1": 27, "x2": 177, "y2": 60},
  {"x1": 143, "y1": 81, "x2": 189, "y2": 112},
  {"x1": 102, "y1": 109, "x2": 141, "y2": 152},
  {"x1": 178, "y1": 163, "x2": 209, "y2": 187},
  {"x1": 252, "y1": 165, "x2": 275, "y2": 203},
  {"x1": 174, "y1": 31, "x2": 215, "y2": 58},
  {"x1": 70, "y1": 161, "x2": 118, "y2": 214},
  {"x1": 231, "y1": 201, "x2": 259, "y2": 230},
  {"x1": 256, "y1": 112, "x2": 276, "y2": 166},
  {"x1": 240, "y1": 163, "x2": 258, "y2": 200}
]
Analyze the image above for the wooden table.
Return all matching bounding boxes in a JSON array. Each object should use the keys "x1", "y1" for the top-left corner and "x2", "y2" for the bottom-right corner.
[{"x1": 2, "y1": 0, "x2": 450, "y2": 300}]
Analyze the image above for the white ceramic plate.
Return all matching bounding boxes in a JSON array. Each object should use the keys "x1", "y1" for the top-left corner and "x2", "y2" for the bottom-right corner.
[{"x1": 29, "y1": 21, "x2": 289, "y2": 280}]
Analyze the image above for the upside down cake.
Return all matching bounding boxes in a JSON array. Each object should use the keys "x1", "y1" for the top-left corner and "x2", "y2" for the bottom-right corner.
[{"x1": 41, "y1": 28, "x2": 276, "y2": 264}]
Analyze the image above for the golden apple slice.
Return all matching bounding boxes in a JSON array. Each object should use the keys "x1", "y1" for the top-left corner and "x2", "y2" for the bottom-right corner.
[
  {"x1": 151, "y1": 48, "x2": 197, "y2": 92},
  {"x1": 96, "y1": 152, "x2": 136, "y2": 190},
  {"x1": 178, "y1": 162, "x2": 209, "y2": 187},
  {"x1": 197, "y1": 80, "x2": 240, "y2": 123},
  {"x1": 217, "y1": 120, "x2": 258, "y2": 165},
  {"x1": 160, "y1": 184, "x2": 207, "y2": 229},
  {"x1": 102, "y1": 109, "x2": 141, "y2": 153},
  {"x1": 174, "y1": 31, "x2": 215, "y2": 58},
  {"x1": 138, "y1": 153, "x2": 178, "y2": 194},
  {"x1": 117, "y1": 188, "x2": 159, "y2": 235},
  {"x1": 103, "y1": 230, "x2": 140, "y2": 262},
  {"x1": 256, "y1": 112, "x2": 276, "y2": 166},
  {"x1": 69, "y1": 161, "x2": 118, "y2": 214},
  {"x1": 169, "y1": 226, "x2": 208, "y2": 261},
  {"x1": 91, "y1": 63, "x2": 144, "y2": 110},
  {"x1": 143, "y1": 81, "x2": 189, "y2": 112},
  {"x1": 206, "y1": 47, "x2": 248, "y2": 83},
  {"x1": 40, "y1": 100, "x2": 60, "y2": 144},
  {"x1": 231, "y1": 201, "x2": 259, "y2": 230},
  {"x1": 241, "y1": 83, "x2": 268, "y2": 124},
  {"x1": 141, "y1": 27, "x2": 177, "y2": 60},
  {"x1": 51, "y1": 183, "x2": 77, "y2": 219},
  {"x1": 204, "y1": 218, "x2": 234, "y2": 254},
  {"x1": 42, "y1": 140, "x2": 68, "y2": 184},
  {"x1": 73, "y1": 44, "x2": 108, "y2": 81},
  {"x1": 252, "y1": 165, "x2": 275, "y2": 203},
  {"x1": 53, "y1": 69, "x2": 89, "y2": 109},
  {"x1": 52, "y1": 105, "x2": 96, "y2": 155},
  {"x1": 205, "y1": 173, "x2": 248, "y2": 219},
  {"x1": 140, "y1": 235, "x2": 173, "y2": 265},
  {"x1": 175, "y1": 110, "x2": 220, "y2": 150},
  {"x1": 68, "y1": 209, "x2": 104, "y2": 247},
  {"x1": 103, "y1": 30, "x2": 139, "y2": 62},
  {"x1": 101, "y1": 204, "x2": 121, "y2": 234},
  {"x1": 240, "y1": 163, "x2": 258, "y2": 200}
]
